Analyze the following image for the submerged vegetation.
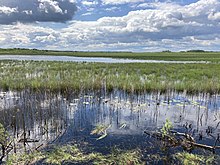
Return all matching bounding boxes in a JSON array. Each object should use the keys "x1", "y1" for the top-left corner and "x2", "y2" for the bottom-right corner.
[
  {"x1": 0, "y1": 89, "x2": 220, "y2": 164},
  {"x1": 6, "y1": 139, "x2": 220, "y2": 165},
  {"x1": 7, "y1": 144, "x2": 144, "y2": 165},
  {"x1": 0, "y1": 60, "x2": 220, "y2": 93},
  {"x1": 0, "y1": 123, "x2": 8, "y2": 163},
  {"x1": 173, "y1": 152, "x2": 217, "y2": 165}
]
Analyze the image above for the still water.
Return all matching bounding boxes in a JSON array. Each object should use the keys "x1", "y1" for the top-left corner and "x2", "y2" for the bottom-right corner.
[
  {"x1": 0, "y1": 55, "x2": 209, "y2": 63},
  {"x1": 1, "y1": 90, "x2": 220, "y2": 156}
]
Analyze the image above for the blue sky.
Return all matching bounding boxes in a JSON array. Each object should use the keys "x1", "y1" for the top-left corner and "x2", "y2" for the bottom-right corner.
[{"x1": 0, "y1": 0, "x2": 220, "y2": 52}]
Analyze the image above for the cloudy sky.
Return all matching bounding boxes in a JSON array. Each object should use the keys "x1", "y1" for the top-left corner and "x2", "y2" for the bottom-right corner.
[{"x1": 0, "y1": 0, "x2": 220, "y2": 52}]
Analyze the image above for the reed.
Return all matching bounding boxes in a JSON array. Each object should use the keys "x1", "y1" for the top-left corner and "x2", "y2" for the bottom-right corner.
[{"x1": 0, "y1": 61, "x2": 220, "y2": 94}]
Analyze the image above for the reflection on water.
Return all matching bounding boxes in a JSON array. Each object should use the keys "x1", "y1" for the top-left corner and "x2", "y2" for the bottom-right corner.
[
  {"x1": 0, "y1": 55, "x2": 209, "y2": 63},
  {"x1": 1, "y1": 90, "x2": 220, "y2": 155},
  {"x1": 0, "y1": 90, "x2": 68, "y2": 154}
]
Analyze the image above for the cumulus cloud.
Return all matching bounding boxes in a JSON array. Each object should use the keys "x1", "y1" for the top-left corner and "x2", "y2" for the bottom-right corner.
[
  {"x1": 0, "y1": 23, "x2": 60, "y2": 49},
  {"x1": 57, "y1": 0, "x2": 220, "y2": 51},
  {"x1": 102, "y1": 0, "x2": 144, "y2": 5},
  {"x1": 0, "y1": 0, "x2": 77, "y2": 24},
  {"x1": 208, "y1": 12, "x2": 220, "y2": 21},
  {"x1": 81, "y1": 0, "x2": 98, "y2": 6},
  {"x1": 1, "y1": 0, "x2": 220, "y2": 51}
]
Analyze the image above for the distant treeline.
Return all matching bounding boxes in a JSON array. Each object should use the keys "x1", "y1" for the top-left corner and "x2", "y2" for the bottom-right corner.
[
  {"x1": 186, "y1": 50, "x2": 210, "y2": 52},
  {"x1": 0, "y1": 48, "x2": 132, "y2": 53},
  {"x1": 0, "y1": 48, "x2": 216, "y2": 53},
  {"x1": 163, "y1": 49, "x2": 214, "y2": 53}
]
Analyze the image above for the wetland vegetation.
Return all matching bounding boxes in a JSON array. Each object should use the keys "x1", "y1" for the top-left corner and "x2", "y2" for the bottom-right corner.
[
  {"x1": 1, "y1": 89, "x2": 220, "y2": 164},
  {"x1": 0, "y1": 60, "x2": 220, "y2": 93},
  {"x1": 1, "y1": 52, "x2": 220, "y2": 164},
  {"x1": 1, "y1": 48, "x2": 220, "y2": 62}
]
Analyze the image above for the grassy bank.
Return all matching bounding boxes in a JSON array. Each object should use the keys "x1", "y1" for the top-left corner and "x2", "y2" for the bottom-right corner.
[
  {"x1": 7, "y1": 144, "x2": 219, "y2": 165},
  {"x1": 1, "y1": 48, "x2": 220, "y2": 62},
  {"x1": 0, "y1": 60, "x2": 220, "y2": 94},
  {"x1": 7, "y1": 145, "x2": 144, "y2": 165}
]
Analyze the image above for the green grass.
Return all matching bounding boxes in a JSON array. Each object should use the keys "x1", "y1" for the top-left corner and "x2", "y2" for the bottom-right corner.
[
  {"x1": 1, "y1": 48, "x2": 220, "y2": 62},
  {"x1": 173, "y1": 152, "x2": 218, "y2": 165},
  {"x1": 0, "y1": 60, "x2": 220, "y2": 94},
  {"x1": 7, "y1": 144, "x2": 220, "y2": 165},
  {"x1": 7, "y1": 145, "x2": 144, "y2": 165}
]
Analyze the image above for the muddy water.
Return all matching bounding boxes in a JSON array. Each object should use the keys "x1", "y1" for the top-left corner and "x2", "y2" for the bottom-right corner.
[{"x1": 0, "y1": 90, "x2": 220, "y2": 155}]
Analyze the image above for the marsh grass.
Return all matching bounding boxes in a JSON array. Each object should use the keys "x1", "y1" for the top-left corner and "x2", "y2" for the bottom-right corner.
[
  {"x1": 173, "y1": 152, "x2": 218, "y2": 165},
  {"x1": 7, "y1": 144, "x2": 144, "y2": 165},
  {"x1": 6, "y1": 144, "x2": 220, "y2": 165},
  {"x1": 7, "y1": 152, "x2": 44, "y2": 165},
  {"x1": 45, "y1": 145, "x2": 98, "y2": 165},
  {"x1": 90, "y1": 125, "x2": 110, "y2": 135},
  {"x1": 93, "y1": 148, "x2": 144, "y2": 165},
  {"x1": 0, "y1": 60, "x2": 220, "y2": 94}
]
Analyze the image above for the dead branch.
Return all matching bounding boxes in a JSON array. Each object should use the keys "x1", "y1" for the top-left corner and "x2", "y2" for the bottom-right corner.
[
  {"x1": 18, "y1": 138, "x2": 39, "y2": 143},
  {"x1": 144, "y1": 130, "x2": 220, "y2": 152}
]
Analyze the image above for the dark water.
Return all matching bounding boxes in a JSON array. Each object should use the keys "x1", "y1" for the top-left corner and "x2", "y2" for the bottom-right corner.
[{"x1": 0, "y1": 90, "x2": 220, "y2": 157}]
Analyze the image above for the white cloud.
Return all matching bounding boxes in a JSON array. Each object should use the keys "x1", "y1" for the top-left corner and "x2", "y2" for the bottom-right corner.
[
  {"x1": 183, "y1": 0, "x2": 220, "y2": 17},
  {"x1": 38, "y1": 0, "x2": 63, "y2": 14},
  {"x1": 34, "y1": 34, "x2": 57, "y2": 43},
  {"x1": 208, "y1": 12, "x2": 220, "y2": 21},
  {"x1": 136, "y1": 2, "x2": 156, "y2": 8},
  {"x1": 1, "y1": 0, "x2": 220, "y2": 51},
  {"x1": 105, "y1": 6, "x2": 120, "y2": 11},
  {"x1": 81, "y1": 12, "x2": 93, "y2": 16},
  {"x1": 57, "y1": 0, "x2": 220, "y2": 51},
  {"x1": 0, "y1": 0, "x2": 77, "y2": 24},
  {"x1": 102, "y1": 0, "x2": 144, "y2": 5},
  {"x1": 0, "y1": 6, "x2": 18, "y2": 15},
  {"x1": 0, "y1": 23, "x2": 59, "y2": 48},
  {"x1": 81, "y1": 0, "x2": 98, "y2": 6}
]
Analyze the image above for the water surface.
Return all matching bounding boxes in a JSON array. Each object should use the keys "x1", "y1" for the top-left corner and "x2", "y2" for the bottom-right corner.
[
  {"x1": 1, "y1": 90, "x2": 220, "y2": 156},
  {"x1": 0, "y1": 55, "x2": 209, "y2": 63}
]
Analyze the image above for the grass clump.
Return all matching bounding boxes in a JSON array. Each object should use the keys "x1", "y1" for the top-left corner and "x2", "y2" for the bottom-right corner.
[
  {"x1": 7, "y1": 144, "x2": 144, "y2": 165},
  {"x1": 45, "y1": 145, "x2": 99, "y2": 165},
  {"x1": 6, "y1": 152, "x2": 44, "y2": 165},
  {"x1": 173, "y1": 152, "x2": 218, "y2": 165},
  {"x1": 0, "y1": 123, "x2": 7, "y2": 145},
  {"x1": 0, "y1": 123, "x2": 8, "y2": 162},
  {"x1": 161, "y1": 119, "x2": 173, "y2": 136},
  {"x1": 93, "y1": 149, "x2": 144, "y2": 165}
]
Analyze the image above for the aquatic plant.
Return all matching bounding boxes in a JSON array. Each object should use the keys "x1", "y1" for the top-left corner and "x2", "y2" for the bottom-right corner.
[
  {"x1": 173, "y1": 152, "x2": 216, "y2": 165},
  {"x1": 7, "y1": 144, "x2": 144, "y2": 165},
  {"x1": 45, "y1": 145, "x2": 99, "y2": 165},
  {"x1": 0, "y1": 123, "x2": 8, "y2": 162},
  {"x1": 6, "y1": 152, "x2": 44, "y2": 165},
  {"x1": 91, "y1": 124, "x2": 111, "y2": 140},
  {"x1": 0, "y1": 60, "x2": 220, "y2": 94},
  {"x1": 93, "y1": 148, "x2": 144, "y2": 165},
  {"x1": 161, "y1": 119, "x2": 173, "y2": 136}
]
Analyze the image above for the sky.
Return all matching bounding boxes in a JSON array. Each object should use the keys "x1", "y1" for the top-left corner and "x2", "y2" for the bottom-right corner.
[{"x1": 0, "y1": 0, "x2": 220, "y2": 52}]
